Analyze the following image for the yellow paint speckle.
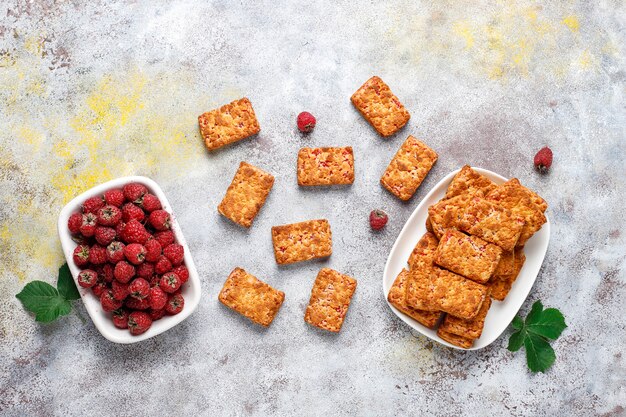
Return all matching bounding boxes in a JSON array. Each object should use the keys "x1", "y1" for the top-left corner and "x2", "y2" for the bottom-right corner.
[
  {"x1": 453, "y1": 21, "x2": 475, "y2": 49},
  {"x1": 562, "y1": 15, "x2": 580, "y2": 32}
]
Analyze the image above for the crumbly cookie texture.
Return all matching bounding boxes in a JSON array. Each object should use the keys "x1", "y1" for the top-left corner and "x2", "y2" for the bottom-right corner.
[
  {"x1": 218, "y1": 162, "x2": 274, "y2": 228},
  {"x1": 445, "y1": 165, "x2": 497, "y2": 199},
  {"x1": 508, "y1": 178, "x2": 548, "y2": 213},
  {"x1": 304, "y1": 268, "x2": 357, "y2": 332},
  {"x1": 387, "y1": 269, "x2": 441, "y2": 328},
  {"x1": 489, "y1": 251, "x2": 526, "y2": 301},
  {"x1": 297, "y1": 147, "x2": 354, "y2": 186},
  {"x1": 427, "y1": 194, "x2": 472, "y2": 239},
  {"x1": 218, "y1": 267, "x2": 285, "y2": 327},
  {"x1": 460, "y1": 197, "x2": 525, "y2": 252},
  {"x1": 350, "y1": 76, "x2": 410, "y2": 137},
  {"x1": 198, "y1": 97, "x2": 260, "y2": 151},
  {"x1": 271, "y1": 219, "x2": 332, "y2": 264},
  {"x1": 440, "y1": 296, "x2": 492, "y2": 340},
  {"x1": 437, "y1": 327, "x2": 474, "y2": 349},
  {"x1": 380, "y1": 135, "x2": 438, "y2": 201},
  {"x1": 407, "y1": 232, "x2": 439, "y2": 270}
]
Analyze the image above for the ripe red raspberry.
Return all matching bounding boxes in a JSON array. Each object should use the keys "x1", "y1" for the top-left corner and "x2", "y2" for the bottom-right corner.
[
  {"x1": 88, "y1": 244, "x2": 107, "y2": 265},
  {"x1": 128, "y1": 311, "x2": 152, "y2": 335},
  {"x1": 163, "y1": 243, "x2": 184, "y2": 266},
  {"x1": 104, "y1": 188, "x2": 125, "y2": 207},
  {"x1": 119, "y1": 219, "x2": 150, "y2": 244},
  {"x1": 91, "y1": 280, "x2": 107, "y2": 297},
  {"x1": 149, "y1": 275, "x2": 161, "y2": 288},
  {"x1": 97, "y1": 205, "x2": 122, "y2": 226},
  {"x1": 297, "y1": 111, "x2": 316, "y2": 133},
  {"x1": 124, "y1": 243, "x2": 146, "y2": 265},
  {"x1": 72, "y1": 245, "x2": 90, "y2": 267},
  {"x1": 112, "y1": 308, "x2": 129, "y2": 329},
  {"x1": 165, "y1": 293, "x2": 184, "y2": 315},
  {"x1": 155, "y1": 256, "x2": 172, "y2": 274},
  {"x1": 149, "y1": 210, "x2": 171, "y2": 231},
  {"x1": 125, "y1": 297, "x2": 150, "y2": 311},
  {"x1": 106, "y1": 241, "x2": 126, "y2": 263},
  {"x1": 83, "y1": 196, "x2": 104, "y2": 214},
  {"x1": 159, "y1": 272, "x2": 181, "y2": 293},
  {"x1": 369, "y1": 209, "x2": 388, "y2": 231},
  {"x1": 79, "y1": 213, "x2": 98, "y2": 237},
  {"x1": 111, "y1": 280, "x2": 130, "y2": 301},
  {"x1": 129, "y1": 278, "x2": 150, "y2": 300},
  {"x1": 77, "y1": 269, "x2": 98, "y2": 288},
  {"x1": 101, "y1": 290, "x2": 123, "y2": 312},
  {"x1": 68, "y1": 212, "x2": 83, "y2": 234},
  {"x1": 114, "y1": 260, "x2": 135, "y2": 283},
  {"x1": 149, "y1": 308, "x2": 166, "y2": 321},
  {"x1": 95, "y1": 226, "x2": 116, "y2": 246},
  {"x1": 122, "y1": 202, "x2": 145, "y2": 223},
  {"x1": 140, "y1": 193, "x2": 162, "y2": 212},
  {"x1": 123, "y1": 183, "x2": 148, "y2": 203},
  {"x1": 136, "y1": 262, "x2": 155, "y2": 279},
  {"x1": 154, "y1": 230, "x2": 175, "y2": 248},
  {"x1": 144, "y1": 239, "x2": 162, "y2": 262},
  {"x1": 534, "y1": 146, "x2": 553, "y2": 173},
  {"x1": 115, "y1": 221, "x2": 126, "y2": 237},
  {"x1": 171, "y1": 265, "x2": 189, "y2": 284},
  {"x1": 148, "y1": 286, "x2": 168, "y2": 310},
  {"x1": 96, "y1": 263, "x2": 114, "y2": 283}
]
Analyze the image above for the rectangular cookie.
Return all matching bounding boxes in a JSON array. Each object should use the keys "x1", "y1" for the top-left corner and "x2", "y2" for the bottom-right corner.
[
  {"x1": 433, "y1": 229, "x2": 502, "y2": 284},
  {"x1": 490, "y1": 251, "x2": 526, "y2": 301},
  {"x1": 427, "y1": 194, "x2": 471, "y2": 239},
  {"x1": 459, "y1": 197, "x2": 525, "y2": 251},
  {"x1": 271, "y1": 219, "x2": 332, "y2": 264},
  {"x1": 350, "y1": 76, "x2": 410, "y2": 137},
  {"x1": 494, "y1": 250, "x2": 515, "y2": 277},
  {"x1": 437, "y1": 328, "x2": 474, "y2": 349},
  {"x1": 407, "y1": 232, "x2": 439, "y2": 270},
  {"x1": 387, "y1": 269, "x2": 441, "y2": 328},
  {"x1": 305, "y1": 268, "x2": 357, "y2": 332},
  {"x1": 218, "y1": 267, "x2": 285, "y2": 326},
  {"x1": 509, "y1": 178, "x2": 548, "y2": 212},
  {"x1": 439, "y1": 296, "x2": 492, "y2": 340},
  {"x1": 445, "y1": 165, "x2": 497, "y2": 199},
  {"x1": 218, "y1": 162, "x2": 275, "y2": 227},
  {"x1": 297, "y1": 147, "x2": 354, "y2": 186},
  {"x1": 198, "y1": 97, "x2": 260, "y2": 151},
  {"x1": 380, "y1": 136, "x2": 438, "y2": 200}
]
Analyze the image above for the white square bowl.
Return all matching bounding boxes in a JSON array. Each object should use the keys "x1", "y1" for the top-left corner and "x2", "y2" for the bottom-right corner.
[
  {"x1": 57, "y1": 176, "x2": 202, "y2": 344},
  {"x1": 383, "y1": 167, "x2": 550, "y2": 350}
]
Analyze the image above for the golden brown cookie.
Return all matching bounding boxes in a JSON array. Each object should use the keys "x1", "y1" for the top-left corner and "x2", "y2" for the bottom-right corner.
[
  {"x1": 297, "y1": 147, "x2": 354, "y2": 186},
  {"x1": 271, "y1": 219, "x2": 332, "y2": 264},
  {"x1": 304, "y1": 268, "x2": 357, "y2": 332},
  {"x1": 198, "y1": 97, "x2": 260, "y2": 151}
]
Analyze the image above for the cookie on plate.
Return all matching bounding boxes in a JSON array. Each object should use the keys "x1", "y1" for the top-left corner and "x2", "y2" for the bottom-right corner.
[
  {"x1": 407, "y1": 232, "x2": 439, "y2": 270},
  {"x1": 489, "y1": 251, "x2": 526, "y2": 301},
  {"x1": 271, "y1": 219, "x2": 332, "y2": 264},
  {"x1": 439, "y1": 296, "x2": 492, "y2": 340},
  {"x1": 508, "y1": 178, "x2": 548, "y2": 213},
  {"x1": 437, "y1": 327, "x2": 474, "y2": 349},
  {"x1": 198, "y1": 97, "x2": 260, "y2": 151},
  {"x1": 459, "y1": 197, "x2": 525, "y2": 251},
  {"x1": 445, "y1": 165, "x2": 497, "y2": 199},
  {"x1": 305, "y1": 268, "x2": 357, "y2": 332},
  {"x1": 387, "y1": 269, "x2": 441, "y2": 329},
  {"x1": 427, "y1": 194, "x2": 471, "y2": 239},
  {"x1": 297, "y1": 147, "x2": 354, "y2": 186}
]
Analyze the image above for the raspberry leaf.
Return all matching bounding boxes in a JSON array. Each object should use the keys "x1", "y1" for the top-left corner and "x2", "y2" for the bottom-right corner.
[
  {"x1": 526, "y1": 308, "x2": 567, "y2": 340},
  {"x1": 507, "y1": 328, "x2": 526, "y2": 352},
  {"x1": 57, "y1": 263, "x2": 80, "y2": 301},
  {"x1": 524, "y1": 300, "x2": 544, "y2": 325},
  {"x1": 524, "y1": 332, "x2": 556, "y2": 373},
  {"x1": 16, "y1": 281, "x2": 72, "y2": 323},
  {"x1": 511, "y1": 316, "x2": 523, "y2": 330}
]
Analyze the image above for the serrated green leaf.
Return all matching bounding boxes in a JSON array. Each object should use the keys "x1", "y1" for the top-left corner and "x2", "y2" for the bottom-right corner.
[
  {"x1": 57, "y1": 263, "x2": 80, "y2": 301},
  {"x1": 525, "y1": 300, "x2": 544, "y2": 325},
  {"x1": 527, "y1": 308, "x2": 567, "y2": 340},
  {"x1": 524, "y1": 332, "x2": 556, "y2": 372},
  {"x1": 34, "y1": 298, "x2": 72, "y2": 322},
  {"x1": 511, "y1": 316, "x2": 524, "y2": 330},
  {"x1": 16, "y1": 280, "x2": 71, "y2": 323},
  {"x1": 507, "y1": 329, "x2": 526, "y2": 352}
]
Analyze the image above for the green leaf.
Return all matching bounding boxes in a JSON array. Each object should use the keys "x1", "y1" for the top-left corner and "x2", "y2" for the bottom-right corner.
[
  {"x1": 526, "y1": 308, "x2": 567, "y2": 340},
  {"x1": 511, "y1": 316, "x2": 524, "y2": 330},
  {"x1": 507, "y1": 329, "x2": 526, "y2": 352},
  {"x1": 525, "y1": 300, "x2": 544, "y2": 325},
  {"x1": 15, "y1": 281, "x2": 72, "y2": 323},
  {"x1": 57, "y1": 263, "x2": 80, "y2": 301},
  {"x1": 524, "y1": 332, "x2": 556, "y2": 373}
]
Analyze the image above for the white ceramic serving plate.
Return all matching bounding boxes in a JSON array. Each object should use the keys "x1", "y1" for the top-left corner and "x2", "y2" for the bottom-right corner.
[
  {"x1": 58, "y1": 176, "x2": 201, "y2": 344},
  {"x1": 383, "y1": 168, "x2": 550, "y2": 350}
]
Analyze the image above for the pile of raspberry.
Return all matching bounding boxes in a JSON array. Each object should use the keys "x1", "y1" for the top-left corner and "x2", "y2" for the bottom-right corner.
[{"x1": 68, "y1": 183, "x2": 188, "y2": 335}]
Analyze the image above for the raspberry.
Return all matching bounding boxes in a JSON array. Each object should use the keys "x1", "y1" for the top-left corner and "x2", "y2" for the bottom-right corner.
[
  {"x1": 128, "y1": 311, "x2": 152, "y2": 335},
  {"x1": 297, "y1": 111, "x2": 316, "y2": 133},
  {"x1": 369, "y1": 209, "x2": 388, "y2": 231},
  {"x1": 165, "y1": 293, "x2": 184, "y2": 315},
  {"x1": 97, "y1": 205, "x2": 122, "y2": 226},
  {"x1": 159, "y1": 272, "x2": 181, "y2": 293},
  {"x1": 154, "y1": 230, "x2": 175, "y2": 248},
  {"x1": 72, "y1": 245, "x2": 90, "y2": 267},
  {"x1": 104, "y1": 188, "x2": 125, "y2": 207},
  {"x1": 149, "y1": 275, "x2": 161, "y2": 288},
  {"x1": 163, "y1": 243, "x2": 184, "y2": 266},
  {"x1": 534, "y1": 146, "x2": 553, "y2": 173},
  {"x1": 124, "y1": 243, "x2": 146, "y2": 265},
  {"x1": 77, "y1": 269, "x2": 98, "y2": 288},
  {"x1": 112, "y1": 308, "x2": 129, "y2": 329},
  {"x1": 83, "y1": 196, "x2": 104, "y2": 214},
  {"x1": 148, "y1": 286, "x2": 168, "y2": 310},
  {"x1": 171, "y1": 265, "x2": 189, "y2": 284},
  {"x1": 111, "y1": 280, "x2": 130, "y2": 301},
  {"x1": 91, "y1": 280, "x2": 107, "y2": 297},
  {"x1": 119, "y1": 219, "x2": 150, "y2": 244},
  {"x1": 136, "y1": 262, "x2": 155, "y2": 279},
  {"x1": 125, "y1": 297, "x2": 150, "y2": 311},
  {"x1": 155, "y1": 256, "x2": 172, "y2": 274},
  {"x1": 140, "y1": 193, "x2": 162, "y2": 213},
  {"x1": 129, "y1": 278, "x2": 150, "y2": 300},
  {"x1": 149, "y1": 308, "x2": 166, "y2": 321},
  {"x1": 88, "y1": 244, "x2": 107, "y2": 265},
  {"x1": 95, "y1": 226, "x2": 116, "y2": 246},
  {"x1": 123, "y1": 183, "x2": 148, "y2": 203},
  {"x1": 79, "y1": 213, "x2": 98, "y2": 237},
  {"x1": 68, "y1": 212, "x2": 83, "y2": 234},
  {"x1": 96, "y1": 263, "x2": 114, "y2": 283},
  {"x1": 149, "y1": 210, "x2": 171, "y2": 231},
  {"x1": 144, "y1": 239, "x2": 162, "y2": 262},
  {"x1": 122, "y1": 202, "x2": 145, "y2": 223},
  {"x1": 115, "y1": 221, "x2": 126, "y2": 237},
  {"x1": 106, "y1": 241, "x2": 126, "y2": 263},
  {"x1": 114, "y1": 260, "x2": 135, "y2": 283},
  {"x1": 101, "y1": 290, "x2": 123, "y2": 312}
]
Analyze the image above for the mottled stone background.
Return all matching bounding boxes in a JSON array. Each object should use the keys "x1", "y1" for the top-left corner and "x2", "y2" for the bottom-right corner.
[{"x1": 0, "y1": 1, "x2": 624, "y2": 416}]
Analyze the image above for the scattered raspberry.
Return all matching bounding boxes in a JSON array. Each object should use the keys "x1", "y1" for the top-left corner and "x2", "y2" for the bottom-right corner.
[
  {"x1": 154, "y1": 230, "x2": 175, "y2": 248},
  {"x1": 91, "y1": 280, "x2": 107, "y2": 297},
  {"x1": 534, "y1": 146, "x2": 553, "y2": 173},
  {"x1": 77, "y1": 269, "x2": 98, "y2": 288},
  {"x1": 128, "y1": 311, "x2": 152, "y2": 335},
  {"x1": 97, "y1": 205, "x2": 122, "y2": 226},
  {"x1": 83, "y1": 196, "x2": 104, "y2": 214},
  {"x1": 100, "y1": 290, "x2": 123, "y2": 312},
  {"x1": 140, "y1": 193, "x2": 162, "y2": 212},
  {"x1": 165, "y1": 293, "x2": 184, "y2": 315},
  {"x1": 171, "y1": 265, "x2": 189, "y2": 284},
  {"x1": 122, "y1": 202, "x2": 145, "y2": 223},
  {"x1": 155, "y1": 255, "x2": 172, "y2": 274},
  {"x1": 128, "y1": 278, "x2": 150, "y2": 300},
  {"x1": 297, "y1": 111, "x2": 316, "y2": 133},
  {"x1": 369, "y1": 209, "x2": 388, "y2": 231},
  {"x1": 159, "y1": 272, "x2": 181, "y2": 294},
  {"x1": 88, "y1": 244, "x2": 107, "y2": 265},
  {"x1": 106, "y1": 241, "x2": 126, "y2": 263},
  {"x1": 104, "y1": 188, "x2": 125, "y2": 208},
  {"x1": 112, "y1": 308, "x2": 129, "y2": 329},
  {"x1": 73, "y1": 245, "x2": 90, "y2": 267},
  {"x1": 144, "y1": 239, "x2": 162, "y2": 262},
  {"x1": 79, "y1": 213, "x2": 98, "y2": 237},
  {"x1": 123, "y1": 183, "x2": 148, "y2": 203},
  {"x1": 124, "y1": 243, "x2": 146, "y2": 265},
  {"x1": 68, "y1": 213, "x2": 83, "y2": 234},
  {"x1": 163, "y1": 243, "x2": 184, "y2": 266},
  {"x1": 149, "y1": 308, "x2": 166, "y2": 321},
  {"x1": 148, "y1": 286, "x2": 168, "y2": 310},
  {"x1": 95, "y1": 226, "x2": 116, "y2": 246},
  {"x1": 119, "y1": 219, "x2": 150, "y2": 244},
  {"x1": 149, "y1": 210, "x2": 171, "y2": 231},
  {"x1": 111, "y1": 280, "x2": 130, "y2": 301},
  {"x1": 114, "y1": 260, "x2": 135, "y2": 284},
  {"x1": 125, "y1": 297, "x2": 150, "y2": 311},
  {"x1": 136, "y1": 262, "x2": 155, "y2": 279}
]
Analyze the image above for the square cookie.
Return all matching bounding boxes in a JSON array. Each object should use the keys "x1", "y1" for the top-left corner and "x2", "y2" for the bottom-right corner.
[
  {"x1": 271, "y1": 219, "x2": 332, "y2": 264},
  {"x1": 387, "y1": 269, "x2": 441, "y2": 328},
  {"x1": 218, "y1": 162, "x2": 275, "y2": 227},
  {"x1": 460, "y1": 197, "x2": 525, "y2": 251},
  {"x1": 380, "y1": 136, "x2": 438, "y2": 201},
  {"x1": 305, "y1": 268, "x2": 357, "y2": 332},
  {"x1": 297, "y1": 147, "x2": 354, "y2": 186},
  {"x1": 198, "y1": 97, "x2": 260, "y2": 151},
  {"x1": 445, "y1": 165, "x2": 497, "y2": 199},
  {"x1": 218, "y1": 267, "x2": 285, "y2": 327}
]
